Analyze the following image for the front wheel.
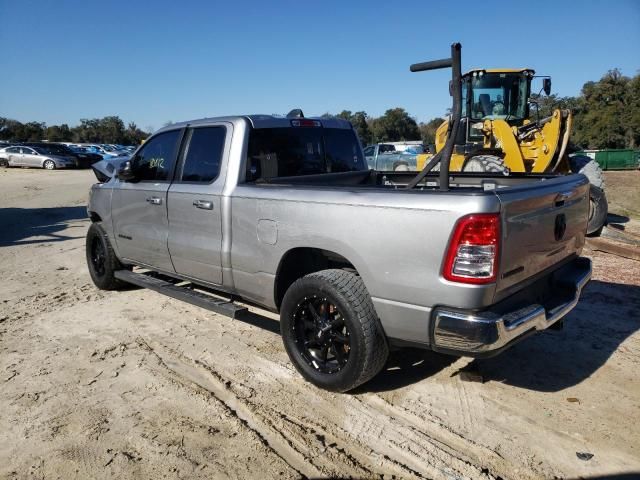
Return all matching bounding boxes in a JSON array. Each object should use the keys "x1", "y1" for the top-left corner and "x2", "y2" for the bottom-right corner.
[
  {"x1": 86, "y1": 223, "x2": 127, "y2": 290},
  {"x1": 43, "y1": 160, "x2": 55, "y2": 170},
  {"x1": 280, "y1": 269, "x2": 389, "y2": 392}
]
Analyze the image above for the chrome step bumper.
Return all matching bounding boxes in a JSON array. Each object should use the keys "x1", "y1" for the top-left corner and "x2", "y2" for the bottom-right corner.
[{"x1": 431, "y1": 257, "x2": 592, "y2": 357}]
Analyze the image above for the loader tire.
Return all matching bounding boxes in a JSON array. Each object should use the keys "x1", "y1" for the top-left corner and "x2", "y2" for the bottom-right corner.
[
  {"x1": 463, "y1": 155, "x2": 510, "y2": 175},
  {"x1": 569, "y1": 156, "x2": 608, "y2": 235},
  {"x1": 586, "y1": 185, "x2": 608, "y2": 237},
  {"x1": 570, "y1": 155, "x2": 605, "y2": 189}
]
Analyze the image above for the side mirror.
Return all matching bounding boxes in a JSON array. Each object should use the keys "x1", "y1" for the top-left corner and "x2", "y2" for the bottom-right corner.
[
  {"x1": 543, "y1": 78, "x2": 552, "y2": 96},
  {"x1": 117, "y1": 160, "x2": 136, "y2": 181}
]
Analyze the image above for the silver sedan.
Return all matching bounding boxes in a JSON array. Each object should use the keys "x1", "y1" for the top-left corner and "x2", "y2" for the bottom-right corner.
[{"x1": 0, "y1": 146, "x2": 77, "y2": 169}]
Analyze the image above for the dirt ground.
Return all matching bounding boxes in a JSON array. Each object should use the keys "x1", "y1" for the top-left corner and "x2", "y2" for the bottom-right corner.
[{"x1": 1, "y1": 168, "x2": 639, "y2": 480}]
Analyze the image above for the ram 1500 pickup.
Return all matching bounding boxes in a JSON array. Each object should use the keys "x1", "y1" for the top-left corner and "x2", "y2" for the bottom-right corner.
[{"x1": 86, "y1": 113, "x2": 591, "y2": 392}]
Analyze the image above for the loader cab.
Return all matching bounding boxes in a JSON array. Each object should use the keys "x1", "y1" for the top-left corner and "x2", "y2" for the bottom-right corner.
[{"x1": 461, "y1": 69, "x2": 534, "y2": 141}]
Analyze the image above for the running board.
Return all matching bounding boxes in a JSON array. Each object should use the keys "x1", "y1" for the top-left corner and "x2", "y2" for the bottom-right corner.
[{"x1": 114, "y1": 270, "x2": 248, "y2": 319}]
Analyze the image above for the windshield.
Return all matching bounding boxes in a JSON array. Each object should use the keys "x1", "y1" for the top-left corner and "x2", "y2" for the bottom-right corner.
[
  {"x1": 468, "y1": 73, "x2": 529, "y2": 120},
  {"x1": 246, "y1": 126, "x2": 365, "y2": 181}
]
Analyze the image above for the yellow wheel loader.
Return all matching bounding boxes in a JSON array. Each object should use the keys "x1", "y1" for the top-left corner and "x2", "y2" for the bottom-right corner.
[{"x1": 414, "y1": 60, "x2": 607, "y2": 235}]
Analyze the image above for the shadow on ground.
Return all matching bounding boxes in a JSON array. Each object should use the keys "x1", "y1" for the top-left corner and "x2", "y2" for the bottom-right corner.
[
  {"x1": 356, "y1": 279, "x2": 639, "y2": 393},
  {"x1": 0, "y1": 206, "x2": 87, "y2": 247},
  {"x1": 607, "y1": 213, "x2": 630, "y2": 225},
  {"x1": 354, "y1": 349, "x2": 457, "y2": 393},
  {"x1": 474, "y1": 279, "x2": 640, "y2": 392}
]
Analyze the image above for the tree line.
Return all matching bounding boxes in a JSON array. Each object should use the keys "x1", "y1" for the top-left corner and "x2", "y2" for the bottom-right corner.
[
  {"x1": 534, "y1": 69, "x2": 639, "y2": 149},
  {"x1": 0, "y1": 116, "x2": 149, "y2": 145},
  {"x1": 1, "y1": 68, "x2": 637, "y2": 149}
]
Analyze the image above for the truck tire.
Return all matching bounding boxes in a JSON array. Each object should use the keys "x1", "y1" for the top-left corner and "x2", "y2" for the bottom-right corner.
[
  {"x1": 569, "y1": 156, "x2": 607, "y2": 235},
  {"x1": 86, "y1": 222, "x2": 127, "y2": 290},
  {"x1": 280, "y1": 269, "x2": 389, "y2": 392},
  {"x1": 462, "y1": 155, "x2": 510, "y2": 175}
]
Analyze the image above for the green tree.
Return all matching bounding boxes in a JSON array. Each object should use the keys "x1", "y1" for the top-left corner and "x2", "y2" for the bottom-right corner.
[
  {"x1": 369, "y1": 108, "x2": 420, "y2": 142},
  {"x1": 335, "y1": 110, "x2": 373, "y2": 145},
  {"x1": 574, "y1": 69, "x2": 631, "y2": 149},
  {"x1": 124, "y1": 122, "x2": 148, "y2": 145},
  {"x1": 418, "y1": 117, "x2": 445, "y2": 145},
  {"x1": 46, "y1": 124, "x2": 72, "y2": 142}
]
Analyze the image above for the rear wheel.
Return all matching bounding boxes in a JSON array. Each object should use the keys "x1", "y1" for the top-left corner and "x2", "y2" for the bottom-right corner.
[
  {"x1": 43, "y1": 160, "x2": 55, "y2": 170},
  {"x1": 280, "y1": 269, "x2": 389, "y2": 392}
]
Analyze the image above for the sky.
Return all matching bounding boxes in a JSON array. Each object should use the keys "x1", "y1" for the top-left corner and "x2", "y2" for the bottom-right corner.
[{"x1": 1, "y1": 0, "x2": 639, "y2": 132}]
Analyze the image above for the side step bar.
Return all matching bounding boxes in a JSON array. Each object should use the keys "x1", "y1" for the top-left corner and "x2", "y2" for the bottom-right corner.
[{"x1": 114, "y1": 270, "x2": 248, "y2": 319}]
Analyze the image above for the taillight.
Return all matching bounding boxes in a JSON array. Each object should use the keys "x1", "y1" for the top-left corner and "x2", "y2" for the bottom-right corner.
[{"x1": 443, "y1": 213, "x2": 500, "y2": 284}]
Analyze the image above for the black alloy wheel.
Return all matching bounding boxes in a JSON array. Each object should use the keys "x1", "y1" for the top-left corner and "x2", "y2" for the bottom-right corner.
[
  {"x1": 293, "y1": 295, "x2": 351, "y2": 374},
  {"x1": 280, "y1": 269, "x2": 389, "y2": 392},
  {"x1": 90, "y1": 235, "x2": 107, "y2": 277},
  {"x1": 85, "y1": 222, "x2": 127, "y2": 290}
]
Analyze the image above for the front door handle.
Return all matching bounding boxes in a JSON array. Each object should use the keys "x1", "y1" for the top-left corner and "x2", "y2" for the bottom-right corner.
[
  {"x1": 146, "y1": 197, "x2": 163, "y2": 205},
  {"x1": 193, "y1": 199, "x2": 213, "y2": 210}
]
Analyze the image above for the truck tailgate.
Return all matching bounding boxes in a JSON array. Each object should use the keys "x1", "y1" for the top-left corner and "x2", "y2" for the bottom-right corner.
[{"x1": 494, "y1": 174, "x2": 590, "y2": 298}]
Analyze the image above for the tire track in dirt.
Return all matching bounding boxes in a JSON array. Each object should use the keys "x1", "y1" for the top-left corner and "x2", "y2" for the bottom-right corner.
[
  {"x1": 135, "y1": 334, "x2": 511, "y2": 479},
  {"x1": 1, "y1": 282, "x2": 106, "y2": 322},
  {"x1": 358, "y1": 394, "x2": 532, "y2": 480},
  {"x1": 135, "y1": 337, "x2": 318, "y2": 479},
  {"x1": 136, "y1": 337, "x2": 448, "y2": 478}
]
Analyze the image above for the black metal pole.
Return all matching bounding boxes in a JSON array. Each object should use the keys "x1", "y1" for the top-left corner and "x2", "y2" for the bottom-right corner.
[{"x1": 438, "y1": 43, "x2": 462, "y2": 192}]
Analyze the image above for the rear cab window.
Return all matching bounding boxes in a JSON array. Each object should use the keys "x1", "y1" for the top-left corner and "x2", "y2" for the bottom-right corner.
[{"x1": 246, "y1": 124, "x2": 365, "y2": 182}]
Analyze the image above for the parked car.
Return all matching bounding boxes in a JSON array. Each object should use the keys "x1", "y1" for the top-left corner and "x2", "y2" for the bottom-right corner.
[
  {"x1": 85, "y1": 113, "x2": 592, "y2": 392},
  {"x1": 66, "y1": 146, "x2": 104, "y2": 168},
  {"x1": 24, "y1": 143, "x2": 80, "y2": 167},
  {"x1": 0, "y1": 145, "x2": 76, "y2": 169},
  {"x1": 84, "y1": 145, "x2": 128, "y2": 158},
  {"x1": 363, "y1": 143, "x2": 427, "y2": 171}
]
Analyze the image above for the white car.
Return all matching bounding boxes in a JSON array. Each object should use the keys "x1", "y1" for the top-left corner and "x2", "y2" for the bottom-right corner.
[{"x1": 0, "y1": 146, "x2": 76, "y2": 169}]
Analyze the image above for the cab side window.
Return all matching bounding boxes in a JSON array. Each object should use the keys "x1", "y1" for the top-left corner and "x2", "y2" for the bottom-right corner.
[
  {"x1": 133, "y1": 130, "x2": 181, "y2": 181},
  {"x1": 179, "y1": 127, "x2": 225, "y2": 183}
]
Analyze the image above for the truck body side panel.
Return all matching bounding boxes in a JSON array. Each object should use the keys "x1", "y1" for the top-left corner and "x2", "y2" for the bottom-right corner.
[{"x1": 228, "y1": 185, "x2": 500, "y2": 342}]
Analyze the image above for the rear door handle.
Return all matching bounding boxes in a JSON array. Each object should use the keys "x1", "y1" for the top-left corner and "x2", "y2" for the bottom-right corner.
[
  {"x1": 146, "y1": 197, "x2": 163, "y2": 205},
  {"x1": 193, "y1": 200, "x2": 213, "y2": 210}
]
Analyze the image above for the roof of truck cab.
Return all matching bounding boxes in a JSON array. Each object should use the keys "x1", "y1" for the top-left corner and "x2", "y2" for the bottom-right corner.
[
  {"x1": 154, "y1": 114, "x2": 353, "y2": 134},
  {"x1": 463, "y1": 68, "x2": 535, "y2": 76}
]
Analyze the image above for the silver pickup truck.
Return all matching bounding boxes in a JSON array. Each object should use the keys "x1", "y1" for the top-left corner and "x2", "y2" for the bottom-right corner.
[{"x1": 86, "y1": 113, "x2": 591, "y2": 392}]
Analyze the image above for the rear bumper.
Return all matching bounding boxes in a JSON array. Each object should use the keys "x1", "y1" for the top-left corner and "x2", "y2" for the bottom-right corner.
[{"x1": 431, "y1": 257, "x2": 591, "y2": 357}]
